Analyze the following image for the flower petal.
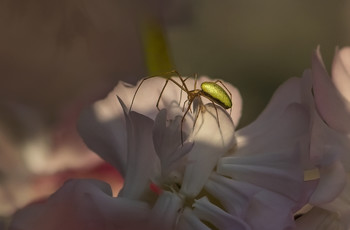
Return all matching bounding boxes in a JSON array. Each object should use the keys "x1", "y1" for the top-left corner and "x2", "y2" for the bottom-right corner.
[
  {"x1": 218, "y1": 147, "x2": 304, "y2": 201},
  {"x1": 307, "y1": 149, "x2": 348, "y2": 207},
  {"x1": 192, "y1": 196, "x2": 251, "y2": 230},
  {"x1": 117, "y1": 98, "x2": 160, "y2": 200},
  {"x1": 245, "y1": 190, "x2": 296, "y2": 230},
  {"x1": 217, "y1": 103, "x2": 308, "y2": 201},
  {"x1": 78, "y1": 76, "x2": 242, "y2": 177},
  {"x1": 77, "y1": 90, "x2": 128, "y2": 176},
  {"x1": 205, "y1": 173, "x2": 261, "y2": 217},
  {"x1": 317, "y1": 174, "x2": 350, "y2": 220},
  {"x1": 180, "y1": 103, "x2": 236, "y2": 198},
  {"x1": 296, "y1": 207, "x2": 347, "y2": 230},
  {"x1": 332, "y1": 47, "x2": 350, "y2": 102},
  {"x1": 238, "y1": 77, "x2": 303, "y2": 137},
  {"x1": 9, "y1": 179, "x2": 150, "y2": 230},
  {"x1": 152, "y1": 109, "x2": 193, "y2": 178},
  {"x1": 177, "y1": 208, "x2": 212, "y2": 230},
  {"x1": 234, "y1": 103, "x2": 309, "y2": 157},
  {"x1": 312, "y1": 47, "x2": 350, "y2": 133},
  {"x1": 308, "y1": 113, "x2": 347, "y2": 205},
  {"x1": 148, "y1": 191, "x2": 183, "y2": 230}
]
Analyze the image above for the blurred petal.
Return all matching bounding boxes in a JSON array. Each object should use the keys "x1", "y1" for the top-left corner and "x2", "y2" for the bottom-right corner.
[
  {"x1": 318, "y1": 175, "x2": 350, "y2": 226},
  {"x1": 309, "y1": 147, "x2": 347, "y2": 205},
  {"x1": 296, "y1": 207, "x2": 347, "y2": 230},
  {"x1": 312, "y1": 47, "x2": 350, "y2": 133},
  {"x1": 180, "y1": 103, "x2": 236, "y2": 197},
  {"x1": 332, "y1": 47, "x2": 350, "y2": 102},
  {"x1": 9, "y1": 179, "x2": 150, "y2": 230}
]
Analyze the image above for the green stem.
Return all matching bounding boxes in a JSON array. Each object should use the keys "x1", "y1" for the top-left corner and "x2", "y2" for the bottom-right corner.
[{"x1": 140, "y1": 17, "x2": 174, "y2": 76}]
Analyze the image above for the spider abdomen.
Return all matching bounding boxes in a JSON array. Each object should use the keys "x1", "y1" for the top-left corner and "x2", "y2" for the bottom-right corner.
[{"x1": 201, "y1": 82, "x2": 232, "y2": 109}]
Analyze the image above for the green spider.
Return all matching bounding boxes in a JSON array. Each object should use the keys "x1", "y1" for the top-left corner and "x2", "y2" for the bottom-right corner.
[{"x1": 130, "y1": 71, "x2": 233, "y2": 144}]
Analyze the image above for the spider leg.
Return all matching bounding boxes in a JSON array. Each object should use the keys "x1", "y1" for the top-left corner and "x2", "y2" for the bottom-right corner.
[
  {"x1": 194, "y1": 73, "x2": 198, "y2": 90},
  {"x1": 182, "y1": 99, "x2": 189, "y2": 112},
  {"x1": 192, "y1": 96, "x2": 204, "y2": 129},
  {"x1": 130, "y1": 75, "x2": 157, "y2": 112},
  {"x1": 174, "y1": 71, "x2": 190, "y2": 92},
  {"x1": 156, "y1": 79, "x2": 169, "y2": 110},
  {"x1": 181, "y1": 99, "x2": 194, "y2": 145}
]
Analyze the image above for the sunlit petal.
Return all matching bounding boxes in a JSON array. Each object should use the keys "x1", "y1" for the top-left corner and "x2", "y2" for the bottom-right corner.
[{"x1": 180, "y1": 103, "x2": 236, "y2": 197}]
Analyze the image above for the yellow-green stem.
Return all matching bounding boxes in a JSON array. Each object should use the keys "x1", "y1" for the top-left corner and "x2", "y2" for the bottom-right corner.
[{"x1": 140, "y1": 17, "x2": 174, "y2": 76}]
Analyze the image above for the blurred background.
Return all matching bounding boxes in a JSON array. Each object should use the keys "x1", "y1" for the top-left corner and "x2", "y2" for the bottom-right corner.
[{"x1": 0, "y1": 0, "x2": 349, "y2": 217}]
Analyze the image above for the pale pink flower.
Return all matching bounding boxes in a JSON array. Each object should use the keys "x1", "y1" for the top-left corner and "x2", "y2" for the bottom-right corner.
[
  {"x1": 295, "y1": 47, "x2": 350, "y2": 229},
  {"x1": 10, "y1": 76, "x2": 309, "y2": 230}
]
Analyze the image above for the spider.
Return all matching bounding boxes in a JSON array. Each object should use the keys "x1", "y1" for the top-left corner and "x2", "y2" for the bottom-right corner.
[{"x1": 129, "y1": 71, "x2": 232, "y2": 144}]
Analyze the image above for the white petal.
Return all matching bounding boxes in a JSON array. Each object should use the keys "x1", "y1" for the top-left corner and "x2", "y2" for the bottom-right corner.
[
  {"x1": 152, "y1": 109, "x2": 193, "y2": 178},
  {"x1": 177, "y1": 208, "x2": 212, "y2": 230},
  {"x1": 148, "y1": 192, "x2": 183, "y2": 230},
  {"x1": 118, "y1": 78, "x2": 181, "y2": 120},
  {"x1": 180, "y1": 103, "x2": 236, "y2": 197},
  {"x1": 9, "y1": 179, "x2": 150, "y2": 230},
  {"x1": 77, "y1": 78, "x2": 187, "y2": 176},
  {"x1": 118, "y1": 98, "x2": 160, "y2": 200}
]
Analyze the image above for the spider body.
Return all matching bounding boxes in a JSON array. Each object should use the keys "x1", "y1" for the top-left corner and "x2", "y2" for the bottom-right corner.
[{"x1": 130, "y1": 71, "x2": 232, "y2": 144}]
